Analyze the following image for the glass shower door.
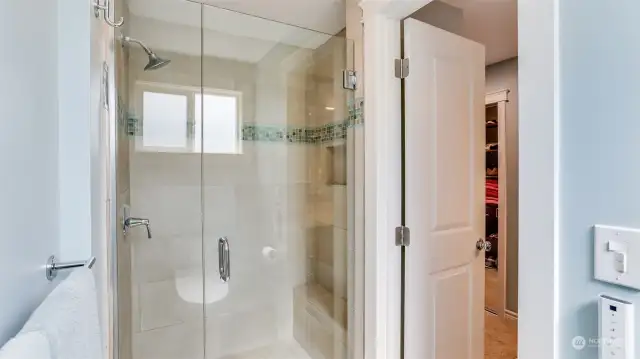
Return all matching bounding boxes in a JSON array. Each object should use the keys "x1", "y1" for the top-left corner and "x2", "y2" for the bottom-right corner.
[
  {"x1": 117, "y1": 2, "x2": 359, "y2": 358},
  {"x1": 124, "y1": 1, "x2": 206, "y2": 359},
  {"x1": 200, "y1": 5, "x2": 357, "y2": 359}
]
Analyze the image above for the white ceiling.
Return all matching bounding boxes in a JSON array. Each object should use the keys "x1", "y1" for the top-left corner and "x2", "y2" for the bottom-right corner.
[
  {"x1": 199, "y1": 0, "x2": 346, "y2": 35},
  {"x1": 127, "y1": 0, "x2": 515, "y2": 65},
  {"x1": 412, "y1": 0, "x2": 518, "y2": 64},
  {"x1": 127, "y1": 0, "x2": 336, "y2": 63}
]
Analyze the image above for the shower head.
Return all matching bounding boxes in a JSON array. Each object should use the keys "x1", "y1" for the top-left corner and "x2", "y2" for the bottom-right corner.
[
  {"x1": 121, "y1": 35, "x2": 171, "y2": 71},
  {"x1": 144, "y1": 53, "x2": 171, "y2": 71}
]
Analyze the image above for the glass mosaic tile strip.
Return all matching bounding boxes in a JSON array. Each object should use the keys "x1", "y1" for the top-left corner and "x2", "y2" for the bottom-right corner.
[{"x1": 127, "y1": 97, "x2": 364, "y2": 144}]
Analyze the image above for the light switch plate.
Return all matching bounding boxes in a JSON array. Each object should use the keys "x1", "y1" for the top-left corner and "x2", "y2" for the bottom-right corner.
[{"x1": 594, "y1": 225, "x2": 640, "y2": 290}]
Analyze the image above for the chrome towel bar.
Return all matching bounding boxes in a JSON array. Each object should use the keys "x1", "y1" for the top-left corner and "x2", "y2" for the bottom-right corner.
[{"x1": 45, "y1": 255, "x2": 96, "y2": 281}]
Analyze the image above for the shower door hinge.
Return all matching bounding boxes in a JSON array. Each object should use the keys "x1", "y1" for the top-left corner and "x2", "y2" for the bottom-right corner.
[
  {"x1": 343, "y1": 70, "x2": 357, "y2": 90},
  {"x1": 394, "y1": 58, "x2": 410, "y2": 79},
  {"x1": 395, "y1": 226, "x2": 410, "y2": 247}
]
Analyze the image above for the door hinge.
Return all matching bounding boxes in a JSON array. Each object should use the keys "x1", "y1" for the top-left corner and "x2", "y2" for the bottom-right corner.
[
  {"x1": 395, "y1": 226, "x2": 410, "y2": 246},
  {"x1": 394, "y1": 58, "x2": 410, "y2": 79},
  {"x1": 343, "y1": 70, "x2": 357, "y2": 90}
]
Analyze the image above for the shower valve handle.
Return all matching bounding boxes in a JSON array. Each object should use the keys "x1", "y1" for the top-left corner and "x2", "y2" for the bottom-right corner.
[{"x1": 123, "y1": 217, "x2": 152, "y2": 239}]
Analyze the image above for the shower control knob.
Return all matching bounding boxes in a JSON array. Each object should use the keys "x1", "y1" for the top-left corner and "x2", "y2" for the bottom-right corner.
[{"x1": 123, "y1": 217, "x2": 152, "y2": 239}]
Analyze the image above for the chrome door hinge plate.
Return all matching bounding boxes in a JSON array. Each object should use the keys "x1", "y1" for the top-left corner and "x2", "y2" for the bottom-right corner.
[
  {"x1": 395, "y1": 58, "x2": 410, "y2": 79},
  {"x1": 343, "y1": 70, "x2": 357, "y2": 90},
  {"x1": 396, "y1": 226, "x2": 410, "y2": 246}
]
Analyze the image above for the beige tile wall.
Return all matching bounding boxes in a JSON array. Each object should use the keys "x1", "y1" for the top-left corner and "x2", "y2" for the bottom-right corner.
[
  {"x1": 292, "y1": 31, "x2": 351, "y2": 359},
  {"x1": 123, "y1": 14, "x2": 351, "y2": 359},
  {"x1": 114, "y1": 0, "x2": 132, "y2": 358},
  {"x1": 127, "y1": 48, "x2": 330, "y2": 359}
]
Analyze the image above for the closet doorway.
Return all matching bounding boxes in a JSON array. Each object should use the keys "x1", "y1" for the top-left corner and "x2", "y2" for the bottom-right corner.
[
  {"x1": 402, "y1": 3, "x2": 520, "y2": 358},
  {"x1": 484, "y1": 90, "x2": 509, "y2": 316}
]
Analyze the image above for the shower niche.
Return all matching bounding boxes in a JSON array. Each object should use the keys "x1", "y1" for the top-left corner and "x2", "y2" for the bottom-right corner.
[{"x1": 326, "y1": 144, "x2": 347, "y2": 186}]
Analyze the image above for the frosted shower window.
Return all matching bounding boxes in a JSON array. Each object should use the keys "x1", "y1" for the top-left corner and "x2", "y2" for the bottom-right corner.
[
  {"x1": 194, "y1": 92, "x2": 241, "y2": 154},
  {"x1": 136, "y1": 82, "x2": 240, "y2": 153},
  {"x1": 142, "y1": 92, "x2": 188, "y2": 148}
]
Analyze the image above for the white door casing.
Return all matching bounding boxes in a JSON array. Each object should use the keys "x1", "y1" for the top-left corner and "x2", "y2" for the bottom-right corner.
[
  {"x1": 485, "y1": 90, "x2": 509, "y2": 318},
  {"x1": 403, "y1": 18, "x2": 485, "y2": 359}
]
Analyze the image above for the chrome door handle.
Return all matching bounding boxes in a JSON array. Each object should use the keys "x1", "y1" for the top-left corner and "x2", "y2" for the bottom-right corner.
[
  {"x1": 476, "y1": 238, "x2": 487, "y2": 251},
  {"x1": 218, "y1": 237, "x2": 230, "y2": 282}
]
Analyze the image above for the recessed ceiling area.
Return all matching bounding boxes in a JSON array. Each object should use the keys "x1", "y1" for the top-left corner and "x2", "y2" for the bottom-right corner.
[
  {"x1": 126, "y1": 0, "x2": 336, "y2": 63},
  {"x1": 411, "y1": 0, "x2": 518, "y2": 65},
  {"x1": 199, "y1": 0, "x2": 346, "y2": 35}
]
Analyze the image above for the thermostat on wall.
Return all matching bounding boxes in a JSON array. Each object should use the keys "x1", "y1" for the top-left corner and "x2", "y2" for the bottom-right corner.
[{"x1": 599, "y1": 294, "x2": 634, "y2": 359}]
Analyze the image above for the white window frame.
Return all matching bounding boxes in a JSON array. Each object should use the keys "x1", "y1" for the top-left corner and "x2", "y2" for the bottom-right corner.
[
  {"x1": 135, "y1": 81, "x2": 193, "y2": 153},
  {"x1": 134, "y1": 81, "x2": 243, "y2": 154},
  {"x1": 194, "y1": 87, "x2": 243, "y2": 155}
]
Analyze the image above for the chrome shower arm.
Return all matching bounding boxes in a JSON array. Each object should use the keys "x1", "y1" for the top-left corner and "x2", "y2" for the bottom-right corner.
[
  {"x1": 120, "y1": 35, "x2": 171, "y2": 71},
  {"x1": 121, "y1": 36, "x2": 153, "y2": 56}
]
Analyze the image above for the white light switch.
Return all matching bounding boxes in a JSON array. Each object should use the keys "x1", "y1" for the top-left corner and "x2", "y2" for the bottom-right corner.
[
  {"x1": 614, "y1": 252, "x2": 627, "y2": 274},
  {"x1": 599, "y1": 294, "x2": 634, "y2": 359},
  {"x1": 594, "y1": 225, "x2": 640, "y2": 289}
]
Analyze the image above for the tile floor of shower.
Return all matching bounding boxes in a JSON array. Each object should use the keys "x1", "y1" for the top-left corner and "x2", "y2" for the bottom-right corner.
[{"x1": 218, "y1": 341, "x2": 310, "y2": 359}]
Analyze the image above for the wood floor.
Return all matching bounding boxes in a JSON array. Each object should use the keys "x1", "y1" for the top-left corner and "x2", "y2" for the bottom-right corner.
[
  {"x1": 485, "y1": 267, "x2": 501, "y2": 312},
  {"x1": 485, "y1": 311, "x2": 518, "y2": 359},
  {"x1": 485, "y1": 267, "x2": 517, "y2": 359}
]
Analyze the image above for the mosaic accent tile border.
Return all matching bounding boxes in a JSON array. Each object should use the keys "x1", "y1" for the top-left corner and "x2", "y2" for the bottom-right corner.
[
  {"x1": 241, "y1": 125, "x2": 310, "y2": 143},
  {"x1": 347, "y1": 97, "x2": 365, "y2": 127},
  {"x1": 241, "y1": 122, "x2": 348, "y2": 144},
  {"x1": 127, "y1": 97, "x2": 364, "y2": 144}
]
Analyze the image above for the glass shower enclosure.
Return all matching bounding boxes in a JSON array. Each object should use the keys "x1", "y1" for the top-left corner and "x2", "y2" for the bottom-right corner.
[{"x1": 112, "y1": 1, "x2": 361, "y2": 358}]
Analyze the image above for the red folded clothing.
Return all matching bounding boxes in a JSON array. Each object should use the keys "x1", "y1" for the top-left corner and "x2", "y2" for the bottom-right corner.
[{"x1": 486, "y1": 179, "x2": 499, "y2": 202}]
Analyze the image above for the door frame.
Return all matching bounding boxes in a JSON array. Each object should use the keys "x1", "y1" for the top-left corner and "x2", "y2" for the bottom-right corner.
[
  {"x1": 485, "y1": 89, "x2": 509, "y2": 318},
  {"x1": 360, "y1": 1, "x2": 560, "y2": 359}
]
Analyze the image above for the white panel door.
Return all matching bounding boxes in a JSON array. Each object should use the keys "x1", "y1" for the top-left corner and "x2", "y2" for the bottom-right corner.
[{"x1": 403, "y1": 18, "x2": 486, "y2": 359}]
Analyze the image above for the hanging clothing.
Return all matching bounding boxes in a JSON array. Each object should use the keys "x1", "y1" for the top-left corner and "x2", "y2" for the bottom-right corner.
[{"x1": 486, "y1": 179, "x2": 498, "y2": 204}]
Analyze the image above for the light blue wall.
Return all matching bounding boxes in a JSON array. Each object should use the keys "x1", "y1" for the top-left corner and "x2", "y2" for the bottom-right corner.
[
  {"x1": 560, "y1": 0, "x2": 640, "y2": 357},
  {"x1": 0, "y1": 0, "x2": 104, "y2": 347},
  {"x1": 0, "y1": 0, "x2": 60, "y2": 345},
  {"x1": 58, "y1": 0, "x2": 93, "y2": 261}
]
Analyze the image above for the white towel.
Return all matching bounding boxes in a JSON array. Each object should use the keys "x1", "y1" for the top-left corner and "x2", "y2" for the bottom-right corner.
[
  {"x1": 0, "y1": 331, "x2": 51, "y2": 359},
  {"x1": 22, "y1": 268, "x2": 101, "y2": 359}
]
